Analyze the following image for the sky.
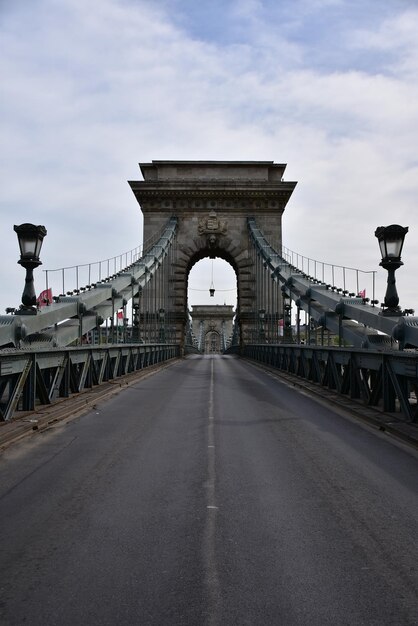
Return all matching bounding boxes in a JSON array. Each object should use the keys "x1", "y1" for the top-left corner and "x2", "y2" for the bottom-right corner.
[{"x1": 1, "y1": 0, "x2": 418, "y2": 318}]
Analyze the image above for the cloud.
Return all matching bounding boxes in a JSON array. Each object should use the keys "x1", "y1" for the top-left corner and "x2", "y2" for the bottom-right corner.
[{"x1": 1, "y1": 0, "x2": 418, "y2": 318}]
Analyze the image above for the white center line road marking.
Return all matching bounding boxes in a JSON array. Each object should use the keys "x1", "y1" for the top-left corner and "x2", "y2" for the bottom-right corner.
[{"x1": 203, "y1": 357, "x2": 221, "y2": 625}]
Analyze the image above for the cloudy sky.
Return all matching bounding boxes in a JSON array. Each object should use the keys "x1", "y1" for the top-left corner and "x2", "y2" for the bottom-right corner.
[{"x1": 1, "y1": 0, "x2": 418, "y2": 318}]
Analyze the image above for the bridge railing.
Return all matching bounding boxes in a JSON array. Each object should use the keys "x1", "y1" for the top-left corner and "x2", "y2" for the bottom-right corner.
[
  {"x1": 280, "y1": 245, "x2": 377, "y2": 302},
  {"x1": 235, "y1": 343, "x2": 418, "y2": 423},
  {"x1": 43, "y1": 246, "x2": 143, "y2": 298},
  {"x1": 42, "y1": 222, "x2": 169, "y2": 297},
  {"x1": 0, "y1": 342, "x2": 180, "y2": 422}
]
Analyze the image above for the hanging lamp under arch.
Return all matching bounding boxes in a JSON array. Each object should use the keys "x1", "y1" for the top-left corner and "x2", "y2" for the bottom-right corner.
[{"x1": 209, "y1": 259, "x2": 215, "y2": 297}]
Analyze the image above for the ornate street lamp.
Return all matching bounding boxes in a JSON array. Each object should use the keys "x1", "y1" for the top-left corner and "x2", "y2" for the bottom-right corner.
[
  {"x1": 14, "y1": 223, "x2": 47, "y2": 315},
  {"x1": 375, "y1": 224, "x2": 408, "y2": 316}
]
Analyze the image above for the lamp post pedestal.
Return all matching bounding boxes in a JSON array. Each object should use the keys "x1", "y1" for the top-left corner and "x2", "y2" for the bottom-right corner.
[
  {"x1": 17, "y1": 260, "x2": 41, "y2": 315},
  {"x1": 380, "y1": 260, "x2": 402, "y2": 316}
]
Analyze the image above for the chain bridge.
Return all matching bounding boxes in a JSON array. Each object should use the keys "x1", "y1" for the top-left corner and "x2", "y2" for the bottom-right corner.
[
  {"x1": 1, "y1": 161, "x2": 418, "y2": 625},
  {"x1": 1, "y1": 160, "x2": 418, "y2": 423}
]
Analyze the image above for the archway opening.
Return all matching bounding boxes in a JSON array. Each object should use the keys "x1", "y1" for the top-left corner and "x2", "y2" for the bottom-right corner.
[
  {"x1": 187, "y1": 256, "x2": 237, "y2": 352},
  {"x1": 188, "y1": 257, "x2": 237, "y2": 308}
]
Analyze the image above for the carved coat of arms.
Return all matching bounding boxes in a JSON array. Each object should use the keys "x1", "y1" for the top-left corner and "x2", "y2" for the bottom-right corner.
[{"x1": 198, "y1": 210, "x2": 228, "y2": 236}]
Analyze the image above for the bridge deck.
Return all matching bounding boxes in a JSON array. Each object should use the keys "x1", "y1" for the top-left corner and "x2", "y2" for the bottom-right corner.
[{"x1": 0, "y1": 355, "x2": 417, "y2": 625}]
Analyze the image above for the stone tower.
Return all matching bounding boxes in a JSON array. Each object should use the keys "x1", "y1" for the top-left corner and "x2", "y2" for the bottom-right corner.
[{"x1": 129, "y1": 161, "x2": 296, "y2": 347}]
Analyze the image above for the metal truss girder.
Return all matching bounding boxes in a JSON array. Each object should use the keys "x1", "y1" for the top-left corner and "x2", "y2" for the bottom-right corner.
[
  {"x1": 369, "y1": 366, "x2": 383, "y2": 407},
  {"x1": 77, "y1": 354, "x2": 92, "y2": 392},
  {"x1": 50, "y1": 358, "x2": 69, "y2": 401},
  {"x1": 385, "y1": 360, "x2": 412, "y2": 420},
  {"x1": 322, "y1": 353, "x2": 342, "y2": 392},
  {"x1": 131, "y1": 350, "x2": 140, "y2": 370},
  {"x1": 98, "y1": 353, "x2": 108, "y2": 384},
  {"x1": 297, "y1": 351, "x2": 308, "y2": 378},
  {"x1": 0, "y1": 357, "x2": 32, "y2": 421},
  {"x1": 288, "y1": 350, "x2": 297, "y2": 374},
  {"x1": 110, "y1": 353, "x2": 120, "y2": 379},
  {"x1": 348, "y1": 356, "x2": 362, "y2": 400},
  {"x1": 35, "y1": 361, "x2": 52, "y2": 405},
  {"x1": 309, "y1": 352, "x2": 322, "y2": 383}
]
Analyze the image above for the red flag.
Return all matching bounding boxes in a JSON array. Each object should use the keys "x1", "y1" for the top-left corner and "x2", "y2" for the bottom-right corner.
[
  {"x1": 117, "y1": 311, "x2": 124, "y2": 320},
  {"x1": 358, "y1": 289, "x2": 366, "y2": 298},
  {"x1": 37, "y1": 288, "x2": 53, "y2": 307}
]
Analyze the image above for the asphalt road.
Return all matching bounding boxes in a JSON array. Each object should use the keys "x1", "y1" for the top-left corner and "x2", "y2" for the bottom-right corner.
[{"x1": 0, "y1": 355, "x2": 417, "y2": 626}]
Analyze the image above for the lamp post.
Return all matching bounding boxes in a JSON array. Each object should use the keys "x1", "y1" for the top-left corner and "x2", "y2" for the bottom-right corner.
[
  {"x1": 132, "y1": 295, "x2": 141, "y2": 343},
  {"x1": 284, "y1": 303, "x2": 292, "y2": 343},
  {"x1": 258, "y1": 308, "x2": 265, "y2": 342},
  {"x1": 14, "y1": 223, "x2": 47, "y2": 315},
  {"x1": 375, "y1": 224, "x2": 408, "y2": 316},
  {"x1": 209, "y1": 259, "x2": 215, "y2": 297},
  {"x1": 159, "y1": 308, "x2": 166, "y2": 343}
]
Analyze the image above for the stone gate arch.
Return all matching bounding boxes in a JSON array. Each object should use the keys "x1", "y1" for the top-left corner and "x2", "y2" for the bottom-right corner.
[
  {"x1": 190, "y1": 304, "x2": 235, "y2": 353},
  {"x1": 129, "y1": 161, "x2": 296, "y2": 348},
  {"x1": 205, "y1": 330, "x2": 221, "y2": 353}
]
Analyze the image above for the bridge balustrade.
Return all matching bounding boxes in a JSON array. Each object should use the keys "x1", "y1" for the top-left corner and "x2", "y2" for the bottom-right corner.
[
  {"x1": 231, "y1": 343, "x2": 418, "y2": 423},
  {"x1": 0, "y1": 343, "x2": 180, "y2": 422}
]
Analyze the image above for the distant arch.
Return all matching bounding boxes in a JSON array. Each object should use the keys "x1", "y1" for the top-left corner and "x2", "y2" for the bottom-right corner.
[{"x1": 205, "y1": 329, "x2": 221, "y2": 353}]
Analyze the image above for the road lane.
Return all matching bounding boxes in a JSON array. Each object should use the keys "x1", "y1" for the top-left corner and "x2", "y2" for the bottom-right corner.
[
  {"x1": 0, "y1": 355, "x2": 417, "y2": 625},
  {"x1": 212, "y1": 356, "x2": 418, "y2": 625}
]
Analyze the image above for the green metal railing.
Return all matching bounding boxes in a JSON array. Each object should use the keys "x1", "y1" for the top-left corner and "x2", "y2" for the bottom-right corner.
[
  {"x1": 0, "y1": 343, "x2": 180, "y2": 421},
  {"x1": 232, "y1": 343, "x2": 418, "y2": 423}
]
